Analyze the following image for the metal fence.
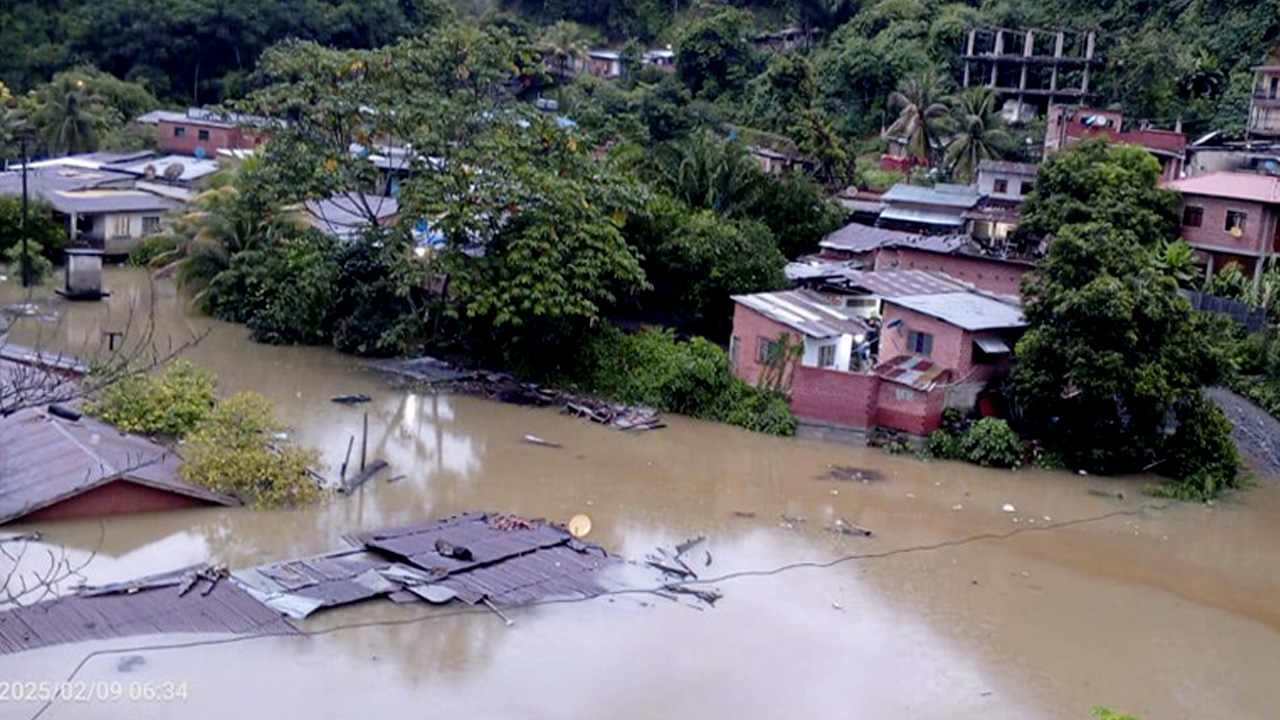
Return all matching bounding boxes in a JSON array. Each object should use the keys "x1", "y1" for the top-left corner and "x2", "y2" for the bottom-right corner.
[{"x1": 1183, "y1": 290, "x2": 1269, "y2": 333}]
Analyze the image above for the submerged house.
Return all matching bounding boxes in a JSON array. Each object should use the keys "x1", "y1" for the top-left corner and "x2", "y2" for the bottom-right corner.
[
  {"x1": 730, "y1": 285, "x2": 1026, "y2": 434},
  {"x1": 0, "y1": 407, "x2": 239, "y2": 525}
]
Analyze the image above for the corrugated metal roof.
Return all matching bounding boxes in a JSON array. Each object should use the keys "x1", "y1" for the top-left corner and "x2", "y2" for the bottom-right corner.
[
  {"x1": 350, "y1": 512, "x2": 620, "y2": 607},
  {"x1": 874, "y1": 355, "x2": 951, "y2": 390},
  {"x1": 835, "y1": 270, "x2": 965, "y2": 298},
  {"x1": 731, "y1": 290, "x2": 870, "y2": 339},
  {"x1": 975, "y1": 337, "x2": 1012, "y2": 353},
  {"x1": 0, "y1": 165, "x2": 135, "y2": 205},
  {"x1": 784, "y1": 259, "x2": 859, "y2": 281},
  {"x1": 233, "y1": 549, "x2": 402, "y2": 619},
  {"x1": 1164, "y1": 171, "x2": 1280, "y2": 204},
  {"x1": 0, "y1": 409, "x2": 240, "y2": 525},
  {"x1": 0, "y1": 565, "x2": 298, "y2": 655},
  {"x1": 302, "y1": 193, "x2": 399, "y2": 240},
  {"x1": 977, "y1": 159, "x2": 1039, "y2": 176},
  {"x1": 881, "y1": 183, "x2": 982, "y2": 209},
  {"x1": 819, "y1": 223, "x2": 921, "y2": 253},
  {"x1": 113, "y1": 155, "x2": 222, "y2": 183},
  {"x1": 48, "y1": 189, "x2": 178, "y2": 215},
  {"x1": 879, "y1": 206, "x2": 967, "y2": 227},
  {"x1": 886, "y1": 292, "x2": 1026, "y2": 331}
]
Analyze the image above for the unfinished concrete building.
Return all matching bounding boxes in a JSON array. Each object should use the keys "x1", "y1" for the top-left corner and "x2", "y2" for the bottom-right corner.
[{"x1": 962, "y1": 28, "x2": 1098, "y2": 124}]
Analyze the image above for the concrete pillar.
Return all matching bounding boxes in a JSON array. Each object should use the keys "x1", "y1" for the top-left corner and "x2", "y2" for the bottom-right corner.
[
  {"x1": 1205, "y1": 254, "x2": 1215, "y2": 282},
  {"x1": 1024, "y1": 30, "x2": 1034, "y2": 58},
  {"x1": 1254, "y1": 257, "x2": 1266, "y2": 286},
  {"x1": 1085, "y1": 32, "x2": 1096, "y2": 61},
  {"x1": 68, "y1": 212, "x2": 78, "y2": 242},
  {"x1": 1055, "y1": 32, "x2": 1064, "y2": 59},
  {"x1": 1051, "y1": 65, "x2": 1059, "y2": 93},
  {"x1": 966, "y1": 28, "x2": 976, "y2": 56}
]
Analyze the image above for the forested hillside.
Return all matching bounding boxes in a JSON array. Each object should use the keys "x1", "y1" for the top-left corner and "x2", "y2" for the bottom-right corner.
[{"x1": 2, "y1": 0, "x2": 1278, "y2": 138}]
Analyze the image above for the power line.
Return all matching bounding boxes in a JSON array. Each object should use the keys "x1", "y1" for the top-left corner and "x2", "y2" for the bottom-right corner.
[{"x1": 24, "y1": 501, "x2": 1169, "y2": 720}]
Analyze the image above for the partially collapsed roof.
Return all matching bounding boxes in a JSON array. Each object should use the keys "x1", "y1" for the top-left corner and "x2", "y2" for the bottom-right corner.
[
  {"x1": 0, "y1": 409, "x2": 240, "y2": 525},
  {"x1": 875, "y1": 354, "x2": 951, "y2": 391},
  {"x1": 732, "y1": 290, "x2": 870, "y2": 339}
]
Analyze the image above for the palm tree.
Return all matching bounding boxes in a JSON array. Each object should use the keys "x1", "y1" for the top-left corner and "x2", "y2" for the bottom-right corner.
[
  {"x1": 647, "y1": 130, "x2": 763, "y2": 218},
  {"x1": 32, "y1": 76, "x2": 111, "y2": 155},
  {"x1": 945, "y1": 88, "x2": 1012, "y2": 182},
  {"x1": 885, "y1": 69, "x2": 951, "y2": 167},
  {"x1": 537, "y1": 21, "x2": 599, "y2": 79}
]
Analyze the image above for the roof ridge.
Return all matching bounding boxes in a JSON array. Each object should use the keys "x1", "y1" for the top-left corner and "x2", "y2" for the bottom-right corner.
[{"x1": 48, "y1": 415, "x2": 119, "y2": 478}]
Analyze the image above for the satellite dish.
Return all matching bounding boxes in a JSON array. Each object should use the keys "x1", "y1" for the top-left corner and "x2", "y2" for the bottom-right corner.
[{"x1": 194, "y1": 146, "x2": 207, "y2": 160}]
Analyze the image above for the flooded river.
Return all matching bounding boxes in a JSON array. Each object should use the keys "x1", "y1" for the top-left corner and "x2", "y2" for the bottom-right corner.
[{"x1": 2, "y1": 268, "x2": 1278, "y2": 720}]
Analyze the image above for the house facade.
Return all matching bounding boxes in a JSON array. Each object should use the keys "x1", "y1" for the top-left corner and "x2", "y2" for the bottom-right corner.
[
  {"x1": 1045, "y1": 104, "x2": 1186, "y2": 181},
  {"x1": 137, "y1": 108, "x2": 264, "y2": 157},
  {"x1": 1164, "y1": 172, "x2": 1280, "y2": 281},
  {"x1": 1249, "y1": 47, "x2": 1280, "y2": 139},
  {"x1": 730, "y1": 287, "x2": 1025, "y2": 435}
]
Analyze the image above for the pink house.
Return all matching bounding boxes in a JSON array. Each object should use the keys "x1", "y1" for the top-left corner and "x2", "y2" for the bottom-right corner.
[
  {"x1": 1163, "y1": 172, "x2": 1280, "y2": 282},
  {"x1": 730, "y1": 286, "x2": 1026, "y2": 435},
  {"x1": 1045, "y1": 104, "x2": 1186, "y2": 182}
]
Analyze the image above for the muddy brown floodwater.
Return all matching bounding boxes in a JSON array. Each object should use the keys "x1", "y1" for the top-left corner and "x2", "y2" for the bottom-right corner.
[{"x1": 2, "y1": 268, "x2": 1279, "y2": 720}]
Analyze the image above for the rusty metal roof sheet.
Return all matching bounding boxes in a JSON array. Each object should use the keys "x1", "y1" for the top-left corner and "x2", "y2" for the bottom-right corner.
[
  {"x1": 0, "y1": 565, "x2": 297, "y2": 655},
  {"x1": 874, "y1": 354, "x2": 952, "y2": 391},
  {"x1": 0, "y1": 408, "x2": 240, "y2": 525}
]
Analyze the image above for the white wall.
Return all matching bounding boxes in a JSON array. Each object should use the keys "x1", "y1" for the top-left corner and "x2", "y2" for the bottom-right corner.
[{"x1": 803, "y1": 333, "x2": 857, "y2": 372}]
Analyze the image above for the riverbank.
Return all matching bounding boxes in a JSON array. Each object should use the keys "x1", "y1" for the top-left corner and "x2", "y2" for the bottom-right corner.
[{"x1": 1208, "y1": 386, "x2": 1280, "y2": 477}]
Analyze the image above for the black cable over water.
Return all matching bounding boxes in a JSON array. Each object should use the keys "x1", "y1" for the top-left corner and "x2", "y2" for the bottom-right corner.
[{"x1": 25, "y1": 501, "x2": 1170, "y2": 720}]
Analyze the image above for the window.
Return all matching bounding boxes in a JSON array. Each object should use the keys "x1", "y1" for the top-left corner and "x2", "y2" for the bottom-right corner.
[
  {"x1": 757, "y1": 337, "x2": 780, "y2": 364},
  {"x1": 197, "y1": 129, "x2": 210, "y2": 141},
  {"x1": 112, "y1": 216, "x2": 131, "y2": 237},
  {"x1": 818, "y1": 345, "x2": 836, "y2": 368},
  {"x1": 844, "y1": 297, "x2": 879, "y2": 310},
  {"x1": 1019, "y1": 181, "x2": 1034, "y2": 196},
  {"x1": 1271, "y1": 77, "x2": 1278, "y2": 100},
  {"x1": 993, "y1": 179, "x2": 1009, "y2": 194},
  {"x1": 1226, "y1": 210, "x2": 1248, "y2": 233},
  {"x1": 173, "y1": 126, "x2": 186, "y2": 138},
  {"x1": 1182, "y1": 206, "x2": 1204, "y2": 228},
  {"x1": 907, "y1": 329, "x2": 933, "y2": 356},
  {"x1": 142, "y1": 216, "x2": 161, "y2": 234}
]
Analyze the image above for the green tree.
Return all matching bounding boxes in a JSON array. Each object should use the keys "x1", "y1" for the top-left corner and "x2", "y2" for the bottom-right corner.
[
  {"x1": 946, "y1": 87, "x2": 1011, "y2": 182},
  {"x1": 885, "y1": 68, "x2": 951, "y2": 166},
  {"x1": 0, "y1": 197, "x2": 67, "y2": 262},
  {"x1": 85, "y1": 360, "x2": 218, "y2": 438},
  {"x1": 748, "y1": 53, "x2": 817, "y2": 134},
  {"x1": 538, "y1": 21, "x2": 600, "y2": 79},
  {"x1": 31, "y1": 73, "x2": 113, "y2": 154},
  {"x1": 1010, "y1": 143, "x2": 1239, "y2": 494},
  {"x1": 180, "y1": 391, "x2": 323, "y2": 509},
  {"x1": 675, "y1": 9, "x2": 756, "y2": 100},
  {"x1": 645, "y1": 130, "x2": 765, "y2": 219}
]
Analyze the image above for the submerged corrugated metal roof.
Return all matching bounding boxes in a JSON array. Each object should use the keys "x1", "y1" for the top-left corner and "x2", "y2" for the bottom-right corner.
[
  {"x1": 732, "y1": 290, "x2": 870, "y2": 339},
  {"x1": 0, "y1": 565, "x2": 297, "y2": 655},
  {"x1": 233, "y1": 549, "x2": 401, "y2": 619},
  {"x1": 0, "y1": 409, "x2": 240, "y2": 525}
]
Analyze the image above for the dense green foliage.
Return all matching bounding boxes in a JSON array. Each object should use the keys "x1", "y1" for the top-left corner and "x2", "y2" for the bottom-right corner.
[
  {"x1": 576, "y1": 326, "x2": 797, "y2": 435},
  {"x1": 86, "y1": 360, "x2": 218, "y2": 437},
  {"x1": 0, "y1": 198, "x2": 67, "y2": 263},
  {"x1": 180, "y1": 392, "x2": 324, "y2": 508},
  {"x1": 926, "y1": 412, "x2": 1024, "y2": 469},
  {"x1": 1009, "y1": 141, "x2": 1240, "y2": 498}
]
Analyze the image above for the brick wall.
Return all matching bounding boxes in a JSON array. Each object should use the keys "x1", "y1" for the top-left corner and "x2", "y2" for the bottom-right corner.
[
  {"x1": 874, "y1": 382, "x2": 947, "y2": 434},
  {"x1": 1178, "y1": 195, "x2": 1277, "y2": 257},
  {"x1": 731, "y1": 304, "x2": 800, "y2": 384},
  {"x1": 874, "y1": 247, "x2": 1030, "y2": 296},
  {"x1": 157, "y1": 121, "x2": 260, "y2": 156},
  {"x1": 790, "y1": 365, "x2": 880, "y2": 427}
]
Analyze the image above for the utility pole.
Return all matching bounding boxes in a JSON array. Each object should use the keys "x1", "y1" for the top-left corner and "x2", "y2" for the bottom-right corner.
[{"x1": 19, "y1": 135, "x2": 30, "y2": 288}]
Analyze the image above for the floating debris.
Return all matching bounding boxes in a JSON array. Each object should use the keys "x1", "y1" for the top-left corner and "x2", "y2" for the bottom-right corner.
[
  {"x1": 331, "y1": 394, "x2": 372, "y2": 405},
  {"x1": 821, "y1": 465, "x2": 884, "y2": 483},
  {"x1": 522, "y1": 434, "x2": 563, "y2": 448},
  {"x1": 1001, "y1": 503, "x2": 1017, "y2": 513},
  {"x1": 827, "y1": 518, "x2": 873, "y2": 537},
  {"x1": 779, "y1": 514, "x2": 805, "y2": 530}
]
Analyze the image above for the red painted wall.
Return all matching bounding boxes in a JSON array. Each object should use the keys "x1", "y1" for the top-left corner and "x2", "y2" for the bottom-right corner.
[
  {"x1": 156, "y1": 120, "x2": 261, "y2": 156},
  {"x1": 881, "y1": 304, "x2": 972, "y2": 375},
  {"x1": 790, "y1": 366, "x2": 880, "y2": 428},
  {"x1": 21, "y1": 480, "x2": 212, "y2": 523},
  {"x1": 873, "y1": 247, "x2": 1031, "y2": 296}
]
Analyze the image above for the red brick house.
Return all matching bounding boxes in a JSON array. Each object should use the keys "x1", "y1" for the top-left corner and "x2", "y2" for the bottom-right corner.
[
  {"x1": 1045, "y1": 104, "x2": 1186, "y2": 181},
  {"x1": 136, "y1": 108, "x2": 264, "y2": 157},
  {"x1": 1163, "y1": 172, "x2": 1280, "y2": 282},
  {"x1": 730, "y1": 286, "x2": 1025, "y2": 435}
]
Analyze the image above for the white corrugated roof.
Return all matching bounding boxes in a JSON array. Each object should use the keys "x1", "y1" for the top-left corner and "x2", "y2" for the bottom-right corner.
[
  {"x1": 887, "y1": 292, "x2": 1025, "y2": 331},
  {"x1": 733, "y1": 290, "x2": 869, "y2": 338}
]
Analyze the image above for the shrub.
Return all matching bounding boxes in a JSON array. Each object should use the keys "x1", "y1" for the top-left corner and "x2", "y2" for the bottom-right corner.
[
  {"x1": 180, "y1": 392, "x2": 324, "y2": 508},
  {"x1": 86, "y1": 360, "x2": 217, "y2": 437},
  {"x1": 4, "y1": 240, "x2": 54, "y2": 284},
  {"x1": 925, "y1": 428, "x2": 961, "y2": 460},
  {"x1": 1150, "y1": 393, "x2": 1241, "y2": 500},
  {"x1": 958, "y1": 418, "x2": 1024, "y2": 469},
  {"x1": 578, "y1": 326, "x2": 797, "y2": 435},
  {"x1": 129, "y1": 234, "x2": 181, "y2": 267}
]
